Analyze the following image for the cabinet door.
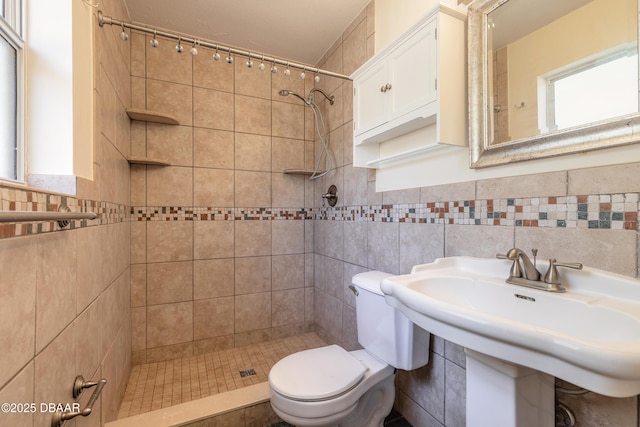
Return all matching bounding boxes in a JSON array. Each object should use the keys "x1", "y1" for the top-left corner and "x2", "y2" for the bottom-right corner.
[
  {"x1": 353, "y1": 60, "x2": 388, "y2": 137},
  {"x1": 387, "y1": 19, "x2": 438, "y2": 119}
]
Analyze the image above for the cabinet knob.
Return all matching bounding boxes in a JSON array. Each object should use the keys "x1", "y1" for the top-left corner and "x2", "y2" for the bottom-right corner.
[{"x1": 380, "y1": 83, "x2": 393, "y2": 93}]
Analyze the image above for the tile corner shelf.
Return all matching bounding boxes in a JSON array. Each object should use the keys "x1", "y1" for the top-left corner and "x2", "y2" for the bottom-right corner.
[
  {"x1": 127, "y1": 157, "x2": 171, "y2": 166},
  {"x1": 283, "y1": 169, "x2": 325, "y2": 176},
  {"x1": 351, "y1": 4, "x2": 467, "y2": 169},
  {"x1": 126, "y1": 108, "x2": 180, "y2": 125}
]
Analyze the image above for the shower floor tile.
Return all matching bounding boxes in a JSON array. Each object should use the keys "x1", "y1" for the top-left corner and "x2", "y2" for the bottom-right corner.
[{"x1": 117, "y1": 333, "x2": 327, "y2": 419}]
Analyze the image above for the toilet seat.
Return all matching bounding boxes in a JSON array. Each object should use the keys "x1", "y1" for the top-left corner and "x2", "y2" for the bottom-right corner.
[{"x1": 269, "y1": 345, "x2": 367, "y2": 401}]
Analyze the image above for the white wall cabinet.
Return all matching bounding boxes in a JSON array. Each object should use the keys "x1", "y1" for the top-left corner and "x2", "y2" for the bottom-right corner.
[{"x1": 352, "y1": 5, "x2": 467, "y2": 168}]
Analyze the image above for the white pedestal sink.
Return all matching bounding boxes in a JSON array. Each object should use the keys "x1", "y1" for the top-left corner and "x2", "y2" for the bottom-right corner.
[{"x1": 380, "y1": 256, "x2": 640, "y2": 426}]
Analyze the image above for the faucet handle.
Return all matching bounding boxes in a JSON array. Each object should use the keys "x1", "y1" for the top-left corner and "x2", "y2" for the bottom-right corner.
[
  {"x1": 544, "y1": 259, "x2": 583, "y2": 285},
  {"x1": 496, "y1": 250, "x2": 522, "y2": 278}
]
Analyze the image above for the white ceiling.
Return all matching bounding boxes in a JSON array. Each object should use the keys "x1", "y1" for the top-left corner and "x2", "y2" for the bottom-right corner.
[{"x1": 123, "y1": 0, "x2": 371, "y2": 66}]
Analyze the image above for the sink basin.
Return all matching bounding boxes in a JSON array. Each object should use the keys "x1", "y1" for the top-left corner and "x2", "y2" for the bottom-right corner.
[{"x1": 381, "y1": 256, "x2": 640, "y2": 398}]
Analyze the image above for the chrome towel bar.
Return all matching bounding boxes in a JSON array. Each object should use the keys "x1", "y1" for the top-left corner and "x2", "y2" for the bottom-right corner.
[{"x1": 50, "y1": 376, "x2": 107, "y2": 427}]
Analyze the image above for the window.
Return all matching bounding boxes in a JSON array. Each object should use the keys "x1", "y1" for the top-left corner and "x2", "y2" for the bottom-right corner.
[
  {"x1": 0, "y1": 0, "x2": 23, "y2": 182},
  {"x1": 543, "y1": 46, "x2": 638, "y2": 132}
]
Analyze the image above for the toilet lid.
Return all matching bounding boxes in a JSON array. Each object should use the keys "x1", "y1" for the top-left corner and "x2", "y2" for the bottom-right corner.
[{"x1": 269, "y1": 345, "x2": 367, "y2": 401}]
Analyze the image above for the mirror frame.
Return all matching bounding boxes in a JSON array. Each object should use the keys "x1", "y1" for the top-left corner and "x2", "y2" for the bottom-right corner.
[{"x1": 468, "y1": 0, "x2": 640, "y2": 168}]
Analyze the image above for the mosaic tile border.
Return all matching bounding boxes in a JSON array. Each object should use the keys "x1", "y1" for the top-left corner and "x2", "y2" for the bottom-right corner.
[
  {"x1": 318, "y1": 193, "x2": 640, "y2": 230},
  {"x1": 3, "y1": 186, "x2": 640, "y2": 239},
  {"x1": 131, "y1": 207, "x2": 314, "y2": 221}
]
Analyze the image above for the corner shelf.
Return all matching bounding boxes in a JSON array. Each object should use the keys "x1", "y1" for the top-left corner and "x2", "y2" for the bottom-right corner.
[
  {"x1": 127, "y1": 156, "x2": 171, "y2": 166},
  {"x1": 283, "y1": 169, "x2": 326, "y2": 176},
  {"x1": 126, "y1": 108, "x2": 180, "y2": 125}
]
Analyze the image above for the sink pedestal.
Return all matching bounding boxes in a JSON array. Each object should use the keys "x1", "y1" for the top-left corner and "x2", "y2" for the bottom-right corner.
[{"x1": 465, "y1": 349, "x2": 555, "y2": 427}]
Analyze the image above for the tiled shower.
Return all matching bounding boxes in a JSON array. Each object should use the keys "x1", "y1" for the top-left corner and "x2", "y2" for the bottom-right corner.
[{"x1": 1, "y1": 0, "x2": 640, "y2": 426}]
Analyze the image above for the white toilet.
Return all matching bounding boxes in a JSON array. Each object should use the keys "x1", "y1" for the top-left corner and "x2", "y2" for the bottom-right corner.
[{"x1": 268, "y1": 271, "x2": 430, "y2": 427}]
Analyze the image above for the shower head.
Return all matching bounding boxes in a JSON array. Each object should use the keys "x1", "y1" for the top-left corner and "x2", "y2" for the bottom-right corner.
[{"x1": 279, "y1": 89, "x2": 310, "y2": 105}]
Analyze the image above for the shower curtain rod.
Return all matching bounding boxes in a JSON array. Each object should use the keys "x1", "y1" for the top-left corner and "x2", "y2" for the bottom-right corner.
[{"x1": 97, "y1": 11, "x2": 352, "y2": 81}]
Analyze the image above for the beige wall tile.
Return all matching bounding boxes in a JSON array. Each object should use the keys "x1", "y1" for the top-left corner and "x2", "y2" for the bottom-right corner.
[
  {"x1": 147, "y1": 124, "x2": 193, "y2": 167},
  {"x1": 272, "y1": 173, "x2": 305, "y2": 208},
  {"x1": 322, "y1": 126, "x2": 344, "y2": 171},
  {"x1": 0, "y1": 363, "x2": 34, "y2": 427},
  {"x1": 147, "y1": 261, "x2": 193, "y2": 305},
  {"x1": 193, "y1": 47, "x2": 234, "y2": 92},
  {"x1": 445, "y1": 224, "x2": 514, "y2": 258},
  {"x1": 343, "y1": 221, "x2": 368, "y2": 267},
  {"x1": 0, "y1": 236, "x2": 36, "y2": 388},
  {"x1": 515, "y1": 227, "x2": 637, "y2": 277},
  {"x1": 235, "y1": 171, "x2": 272, "y2": 207},
  {"x1": 194, "y1": 258, "x2": 235, "y2": 300},
  {"x1": 476, "y1": 171, "x2": 567, "y2": 199},
  {"x1": 327, "y1": 89, "x2": 346, "y2": 135},
  {"x1": 569, "y1": 163, "x2": 640, "y2": 195},
  {"x1": 194, "y1": 221, "x2": 235, "y2": 259},
  {"x1": 343, "y1": 20, "x2": 368, "y2": 75},
  {"x1": 235, "y1": 133, "x2": 272, "y2": 171},
  {"x1": 130, "y1": 31, "x2": 145, "y2": 77},
  {"x1": 75, "y1": 298, "x2": 103, "y2": 380},
  {"x1": 76, "y1": 226, "x2": 107, "y2": 313},
  {"x1": 235, "y1": 256, "x2": 272, "y2": 295},
  {"x1": 193, "y1": 128, "x2": 235, "y2": 169},
  {"x1": 272, "y1": 137, "x2": 304, "y2": 172},
  {"x1": 146, "y1": 79, "x2": 193, "y2": 126},
  {"x1": 130, "y1": 164, "x2": 147, "y2": 206},
  {"x1": 272, "y1": 220, "x2": 305, "y2": 255},
  {"x1": 33, "y1": 327, "x2": 77, "y2": 427},
  {"x1": 272, "y1": 254, "x2": 305, "y2": 290},
  {"x1": 235, "y1": 59, "x2": 272, "y2": 99},
  {"x1": 421, "y1": 181, "x2": 477, "y2": 203},
  {"x1": 131, "y1": 221, "x2": 147, "y2": 265},
  {"x1": 234, "y1": 329, "x2": 271, "y2": 347},
  {"x1": 272, "y1": 101, "x2": 305, "y2": 139},
  {"x1": 235, "y1": 292, "x2": 271, "y2": 333},
  {"x1": 130, "y1": 263, "x2": 147, "y2": 307},
  {"x1": 145, "y1": 34, "x2": 192, "y2": 85},
  {"x1": 131, "y1": 76, "x2": 146, "y2": 110},
  {"x1": 193, "y1": 87, "x2": 234, "y2": 131},
  {"x1": 147, "y1": 221, "x2": 194, "y2": 263},
  {"x1": 399, "y1": 223, "x2": 445, "y2": 274},
  {"x1": 146, "y1": 165, "x2": 193, "y2": 206},
  {"x1": 343, "y1": 163, "x2": 368, "y2": 206},
  {"x1": 367, "y1": 222, "x2": 400, "y2": 274},
  {"x1": 194, "y1": 296, "x2": 234, "y2": 340},
  {"x1": 235, "y1": 221, "x2": 272, "y2": 257},
  {"x1": 35, "y1": 231, "x2": 77, "y2": 352},
  {"x1": 146, "y1": 302, "x2": 193, "y2": 347},
  {"x1": 194, "y1": 168, "x2": 234, "y2": 206},
  {"x1": 235, "y1": 95, "x2": 271, "y2": 135},
  {"x1": 131, "y1": 306, "x2": 146, "y2": 351},
  {"x1": 273, "y1": 289, "x2": 305, "y2": 327}
]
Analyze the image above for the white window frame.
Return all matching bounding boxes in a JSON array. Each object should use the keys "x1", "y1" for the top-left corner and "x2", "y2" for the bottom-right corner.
[
  {"x1": 538, "y1": 43, "x2": 638, "y2": 134},
  {"x1": 0, "y1": 0, "x2": 24, "y2": 183}
]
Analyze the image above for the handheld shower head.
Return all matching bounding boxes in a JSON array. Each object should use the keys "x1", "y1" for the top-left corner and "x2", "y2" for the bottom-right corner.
[{"x1": 278, "y1": 89, "x2": 309, "y2": 105}]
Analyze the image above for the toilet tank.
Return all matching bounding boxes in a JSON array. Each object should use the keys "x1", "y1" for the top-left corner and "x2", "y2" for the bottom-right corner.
[{"x1": 352, "y1": 271, "x2": 430, "y2": 370}]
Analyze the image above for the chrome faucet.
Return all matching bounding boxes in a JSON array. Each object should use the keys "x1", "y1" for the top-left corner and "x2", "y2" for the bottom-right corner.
[{"x1": 497, "y1": 248, "x2": 582, "y2": 292}]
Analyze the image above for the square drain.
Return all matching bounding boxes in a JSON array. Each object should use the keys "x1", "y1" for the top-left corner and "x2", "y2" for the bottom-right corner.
[{"x1": 239, "y1": 368, "x2": 256, "y2": 378}]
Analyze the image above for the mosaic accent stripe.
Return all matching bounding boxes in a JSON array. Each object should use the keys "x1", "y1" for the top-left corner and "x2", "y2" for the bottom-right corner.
[
  {"x1": 2, "y1": 186, "x2": 639, "y2": 239},
  {"x1": 318, "y1": 193, "x2": 640, "y2": 230},
  {"x1": 131, "y1": 207, "x2": 314, "y2": 221}
]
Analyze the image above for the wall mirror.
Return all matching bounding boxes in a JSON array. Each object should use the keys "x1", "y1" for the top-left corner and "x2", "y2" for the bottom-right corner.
[{"x1": 469, "y1": 0, "x2": 640, "y2": 168}]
